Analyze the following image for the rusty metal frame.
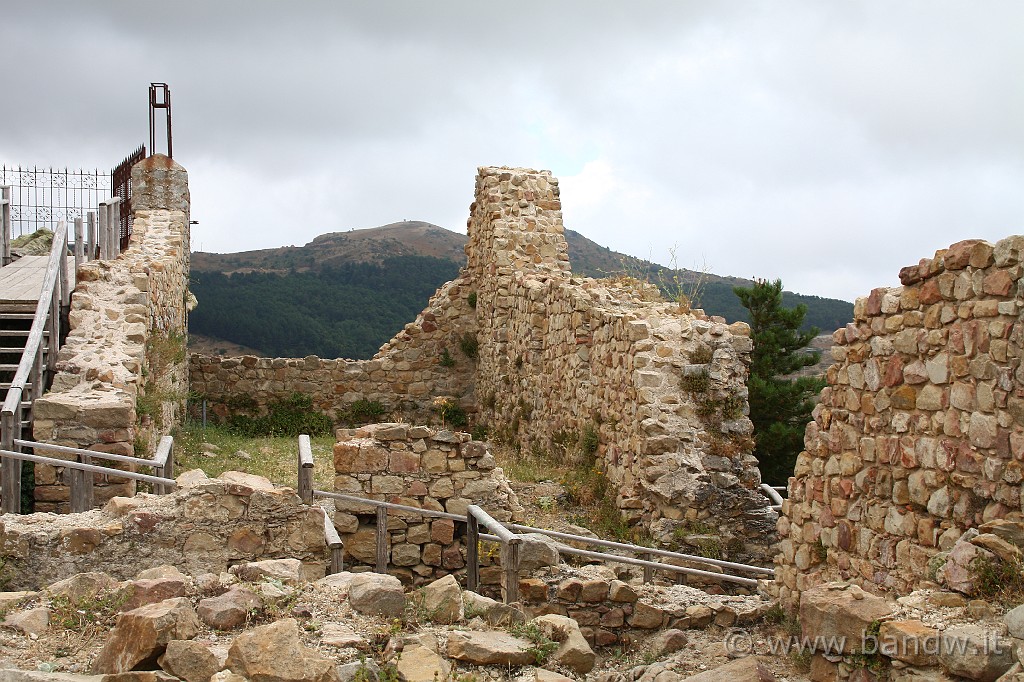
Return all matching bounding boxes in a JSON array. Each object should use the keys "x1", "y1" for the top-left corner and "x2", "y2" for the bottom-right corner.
[
  {"x1": 110, "y1": 144, "x2": 146, "y2": 251},
  {"x1": 149, "y1": 83, "x2": 173, "y2": 159}
]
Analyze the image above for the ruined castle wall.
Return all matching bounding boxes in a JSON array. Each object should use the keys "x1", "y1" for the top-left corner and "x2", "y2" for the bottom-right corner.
[
  {"x1": 776, "y1": 237, "x2": 1024, "y2": 607},
  {"x1": 331, "y1": 423, "x2": 521, "y2": 586},
  {"x1": 190, "y1": 166, "x2": 776, "y2": 554},
  {"x1": 29, "y1": 155, "x2": 191, "y2": 511},
  {"x1": 468, "y1": 167, "x2": 773, "y2": 557},
  {"x1": 187, "y1": 277, "x2": 476, "y2": 425}
]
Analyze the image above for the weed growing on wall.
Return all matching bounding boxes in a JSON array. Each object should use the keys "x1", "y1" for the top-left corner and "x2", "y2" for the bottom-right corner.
[
  {"x1": 459, "y1": 332, "x2": 479, "y2": 359},
  {"x1": 432, "y1": 397, "x2": 467, "y2": 429},
  {"x1": 439, "y1": 348, "x2": 456, "y2": 367}
]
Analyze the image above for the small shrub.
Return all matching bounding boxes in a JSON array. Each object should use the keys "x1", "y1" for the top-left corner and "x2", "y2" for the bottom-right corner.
[
  {"x1": 339, "y1": 399, "x2": 387, "y2": 427},
  {"x1": 509, "y1": 621, "x2": 559, "y2": 665},
  {"x1": 580, "y1": 424, "x2": 599, "y2": 456},
  {"x1": 459, "y1": 332, "x2": 479, "y2": 359},
  {"x1": 229, "y1": 393, "x2": 333, "y2": 437},
  {"x1": 689, "y1": 345, "x2": 713, "y2": 364},
  {"x1": 467, "y1": 291, "x2": 477, "y2": 309},
  {"x1": 432, "y1": 397, "x2": 468, "y2": 429},
  {"x1": 972, "y1": 555, "x2": 1024, "y2": 601},
  {"x1": 681, "y1": 369, "x2": 710, "y2": 393},
  {"x1": 439, "y1": 348, "x2": 455, "y2": 368},
  {"x1": 471, "y1": 423, "x2": 489, "y2": 441}
]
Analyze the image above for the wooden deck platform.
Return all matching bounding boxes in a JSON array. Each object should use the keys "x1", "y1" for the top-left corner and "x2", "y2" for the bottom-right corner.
[{"x1": 0, "y1": 256, "x2": 76, "y2": 305}]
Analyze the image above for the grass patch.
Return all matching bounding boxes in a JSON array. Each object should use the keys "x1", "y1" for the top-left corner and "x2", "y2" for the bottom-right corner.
[
  {"x1": 175, "y1": 422, "x2": 336, "y2": 488},
  {"x1": 228, "y1": 393, "x2": 333, "y2": 437}
]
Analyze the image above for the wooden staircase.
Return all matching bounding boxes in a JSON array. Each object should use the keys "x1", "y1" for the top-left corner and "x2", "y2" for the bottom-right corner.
[{"x1": 0, "y1": 304, "x2": 48, "y2": 432}]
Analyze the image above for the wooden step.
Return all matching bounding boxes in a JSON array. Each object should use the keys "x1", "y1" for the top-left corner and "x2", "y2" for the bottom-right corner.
[{"x1": 0, "y1": 330, "x2": 48, "y2": 337}]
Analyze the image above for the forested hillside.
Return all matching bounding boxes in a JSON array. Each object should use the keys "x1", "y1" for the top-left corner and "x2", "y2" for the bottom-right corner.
[
  {"x1": 189, "y1": 255, "x2": 459, "y2": 359},
  {"x1": 189, "y1": 222, "x2": 852, "y2": 359}
]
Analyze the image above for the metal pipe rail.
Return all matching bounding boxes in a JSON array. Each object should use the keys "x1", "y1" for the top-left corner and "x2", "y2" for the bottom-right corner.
[
  {"x1": 557, "y1": 545, "x2": 760, "y2": 587},
  {"x1": 506, "y1": 522, "x2": 775, "y2": 577},
  {"x1": 760, "y1": 483, "x2": 784, "y2": 512},
  {"x1": 0, "y1": 449, "x2": 175, "y2": 488},
  {"x1": 0, "y1": 436, "x2": 176, "y2": 513}
]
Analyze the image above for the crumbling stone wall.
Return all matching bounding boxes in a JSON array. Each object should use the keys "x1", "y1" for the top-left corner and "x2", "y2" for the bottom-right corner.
[
  {"x1": 30, "y1": 155, "x2": 191, "y2": 511},
  {"x1": 191, "y1": 166, "x2": 775, "y2": 554},
  {"x1": 0, "y1": 471, "x2": 328, "y2": 590},
  {"x1": 332, "y1": 423, "x2": 521, "y2": 585},
  {"x1": 467, "y1": 167, "x2": 772, "y2": 557},
  {"x1": 776, "y1": 237, "x2": 1024, "y2": 607},
  {"x1": 188, "y1": 277, "x2": 474, "y2": 426}
]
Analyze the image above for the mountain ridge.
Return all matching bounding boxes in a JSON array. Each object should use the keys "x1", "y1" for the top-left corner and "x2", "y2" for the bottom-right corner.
[{"x1": 189, "y1": 221, "x2": 853, "y2": 359}]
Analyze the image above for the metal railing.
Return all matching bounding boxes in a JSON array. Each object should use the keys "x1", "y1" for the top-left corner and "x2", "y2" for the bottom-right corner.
[
  {"x1": 760, "y1": 483, "x2": 785, "y2": 512},
  {"x1": 297, "y1": 435, "x2": 775, "y2": 600},
  {"x1": 0, "y1": 436, "x2": 176, "y2": 514}
]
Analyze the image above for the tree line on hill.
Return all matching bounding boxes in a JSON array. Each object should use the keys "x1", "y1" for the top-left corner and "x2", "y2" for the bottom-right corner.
[{"x1": 188, "y1": 255, "x2": 459, "y2": 359}]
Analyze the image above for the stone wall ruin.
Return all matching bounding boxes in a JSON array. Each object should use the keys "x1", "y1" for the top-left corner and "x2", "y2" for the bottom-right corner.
[
  {"x1": 30, "y1": 155, "x2": 191, "y2": 511},
  {"x1": 776, "y1": 237, "x2": 1024, "y2": 607},
  {"x1": 191, "y1": 166, "x2": 776, "y2": 558},
  {"x1": 332, "y1": 422, "x2": 521, "y2": 585}
]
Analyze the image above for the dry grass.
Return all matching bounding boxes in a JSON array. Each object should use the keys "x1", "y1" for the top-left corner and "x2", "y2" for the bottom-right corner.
[{"x1": 173, "y1": 422, "x2": 335, "y2": 489}]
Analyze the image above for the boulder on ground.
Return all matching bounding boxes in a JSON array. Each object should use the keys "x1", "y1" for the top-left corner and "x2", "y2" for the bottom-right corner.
[
  {"x1": 416, "y1": 575, "x2": 463, "y2": 624},
  {"x1": 45, "y1": 572, "x2": 119, "y2": 603},
  {"x1": 447, "y1": 630, "x2": 535, "y2": 665},
  {"x1": 532, "y1": 614, "x2": 596, "y2": 674},
  {"x1": 679, "y1": 656, "x2": 775, "y2": 681},
  {"x1": 938, "y1": 624, "x2": 1013, "y2": 682},
  {"x1": 119, "y1": 578, "x2": 188, "y2": 612},
  {"x1": 226, "y1": 618, "x2": 340, "y2": 682},
  {"x1": 512, "y1": 533, "x2": 561, "y2": 572},
  {"x1": 348, "y1": 573, "x2": 405, "y2": 618},
  {"x1": 799, "y1": 582, "x2": 894, "y2": 654},
  {"x1": 396, "y1": 644, "x2": 451, "y2": 682},
  {"x1": 231, "y1": 558, "x2": 304, "y2": 585},
  {"x1": 463, "y1": 590, "x2": 525, "y2": 626},
  {"x1": 197, "y1": 586, "x2": 262, "y2": 630},
  {"x1": 91, "y1": 597, "x2": 201, "y2": 674},
  {"x1": 158, "y1": 639, "x2": 223, "y2": 682}
]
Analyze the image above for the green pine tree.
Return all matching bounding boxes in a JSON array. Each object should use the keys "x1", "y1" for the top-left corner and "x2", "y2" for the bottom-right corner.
[{"x1": 733, "y1": 278, "x2": 826, "y2": 485}]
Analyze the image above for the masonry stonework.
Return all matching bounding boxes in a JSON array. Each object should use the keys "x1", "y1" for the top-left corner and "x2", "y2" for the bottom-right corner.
[
  {"x1": 331, "y1": 423, "x2": 521, "y2": 585},
  {"x1": 775, "y1": 237, "x2": 1024, "y2": 608},
  {"x1": 0, "y1": 470, "x2": 328, "y2": 590},
  {"x1": 191, "y1": 166, "x2": 776, "y2": 556},
  {"x1": 30, "y1": 155, "x2": 191, "y2": 511}
]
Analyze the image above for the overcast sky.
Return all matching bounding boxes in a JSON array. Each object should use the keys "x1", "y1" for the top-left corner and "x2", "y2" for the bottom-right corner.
[{"x1": 2, "y1": 1, "x2": 1022, "y2": 302}]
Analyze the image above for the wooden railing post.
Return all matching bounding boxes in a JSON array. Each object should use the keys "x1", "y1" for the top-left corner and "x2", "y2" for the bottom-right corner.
[
  {"x1": 70, "y1": 453, "x2": 94, "y2": 513},
  {"x1": 86, "y1": 211, "x2": 96, "y2": 261},
  {"x1": 57, "y1": 221, "x2": 68, "y2": 308},
  {"x1": 1, "y1": 409, "x2": 21, "y2": 513},
  {"x1": 73, "y1": 218, "x2": 84, "y2": 272},
  {"x1": 503, "y1": 538, "x2": 521, "y2": 604},
  {"x1": 107, "y1": 198, "x2": 121, "y2": 258},
  {"x1": 466, "y1": 511, "x2": 480, "y2": 592},
  {"x1": 643, "y1": 553, "x2": 654, "y2": 583},
  {"x1": 1, "y1": 185, "x2": 10, "y2": 266},
  {"x1": 375, "y1": 505, "x2": 388, "y2": 573},
  {"x1": 297, "y1": 435, "x2": 313, "y2": 505},
  {"x1": 97, "y1": 203, "x2": 108, "y2": 260},
  {"x1": 323, "y1": 511, "x2": 344, "y2": 575}
]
